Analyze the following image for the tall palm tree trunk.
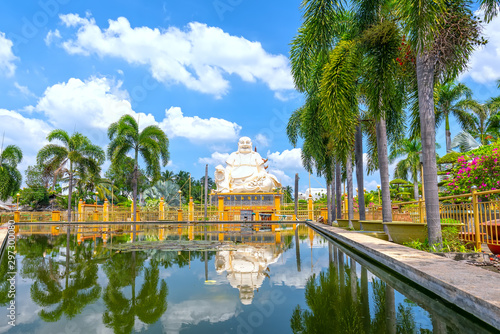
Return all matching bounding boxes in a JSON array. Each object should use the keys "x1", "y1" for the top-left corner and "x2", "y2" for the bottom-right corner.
[
  {"x1": 445, "y1": 115, "x2": 452, "y2": 153},
  {"x1": 413, "y1": 178, "x2": 419, "y2": 201},
  {"x1": 376, "y1": 120, "x2": 392, "y2": 224},
  {"x1": 335, "y1": 161, "x2": 341, "y2": 219},
  {"x1": 330, "y1": 179, "x2": 336, "y2": 223},
  {"x1": 355, "y1": 125, "x2": 366, "y2": 220},
  {"x1": 346, "y1": 155, "x2": 354, "y2": 227},
  {"x1": 326, "y1": 182, "x2": 332, "y2": 224},
  {"x1": 417, "y1": 53, "x2": 442, "y2": 248}
]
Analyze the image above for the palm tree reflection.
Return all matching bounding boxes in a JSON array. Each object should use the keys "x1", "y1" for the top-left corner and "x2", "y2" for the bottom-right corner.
[
  {"x1": 290, "y1": 256, "x2": 429, "y2": 334},
  {"x1": 102, "y1": 251, "x2": 168, "y2": 334},
  {"x1": 30, "y1": 231, "x2": 101, "y2": 322}
]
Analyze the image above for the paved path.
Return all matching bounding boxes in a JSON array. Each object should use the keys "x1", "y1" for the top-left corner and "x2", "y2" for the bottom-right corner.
[{"x1": 308, "y1": 221, "x2": 500, "y2": 330}]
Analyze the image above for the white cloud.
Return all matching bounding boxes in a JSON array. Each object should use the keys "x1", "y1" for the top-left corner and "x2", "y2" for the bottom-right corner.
[
  {"x1": 198, "y1": 151, "x2": 230, "y2": 166},
  {"x1": 267, "y1": 148, "x2": 303, "y2": 170},
  {"x1": 0, "y1": 108, "x2": 52, "y2": 173},
  {"x1": 365, "y1": 180, "x2": 380, "y2": 191},
  {"x1": 268, "y1": 168, "x2": 291, "y2": 184},
  {"x1": 57, "y1": 13, "x2": 294, "y2": 98},
  {"x1": 254, "y1": 133, "x2": 269, "y2": 148},
  {"x1": 462, "y1": 12, "x2": 500, "y2": 83},
  {"x1": 34, "y1": 76, "x2": 157, "y2": 144},
  {"x1": 14, "y1": 82, "x2": 36, "y2": 98},
  {"x1": 44, "y1": 29, "x2": 61, "y2": 46},
  {"x1": 0, "y1": 32, "x2": 17, "y2": 77},
  {"x1": 159, "y1": 107, "x2": 241, "y2": 142}
]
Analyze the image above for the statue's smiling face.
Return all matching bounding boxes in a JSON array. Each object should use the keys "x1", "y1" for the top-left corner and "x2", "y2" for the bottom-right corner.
[{"x1": 238, "y1": 137, "x2": 252, "y2": 154}]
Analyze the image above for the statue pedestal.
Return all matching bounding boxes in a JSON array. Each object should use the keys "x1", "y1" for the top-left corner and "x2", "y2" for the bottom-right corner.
[{"x1": 213, "y1": 192, "x2": 283, "y2": 221}]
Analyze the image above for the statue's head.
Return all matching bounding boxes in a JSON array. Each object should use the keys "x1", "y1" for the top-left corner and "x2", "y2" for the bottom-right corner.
[{"x1": 238, "y1": 137, "x2": 252, "y2": 154}]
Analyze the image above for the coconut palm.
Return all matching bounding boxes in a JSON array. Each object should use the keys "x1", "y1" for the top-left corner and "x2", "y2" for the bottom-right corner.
[
  {"x1": 37, "y1": 130, "x2": 105, "y2": 223},
  {"x1": 107, "y1": 115, "x2": 169, "y2": 224},
  {"x1": 287, "y1": 3, "x2": 361, "y2": 224},
  {"x1": 395, "y1": 0, "x2": 490, "y2": 248},
  {"x1": 434, "y1": 81, "x2": 473, "y2": 152},
  {"x1": 459, "y1": 99, "x2": 500, "y2": 145},
  {"x1": 0, "y1": 144, "x2": 22, "y2": 201}
]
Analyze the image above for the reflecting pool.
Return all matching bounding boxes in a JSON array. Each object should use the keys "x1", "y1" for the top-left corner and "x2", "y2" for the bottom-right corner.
[{"x1": 0, "y1": 223, "x2": 496, "y2": 333}]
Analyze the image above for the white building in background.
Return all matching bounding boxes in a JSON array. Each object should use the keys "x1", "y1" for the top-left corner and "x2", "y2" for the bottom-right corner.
[{"x1": 298, "y1": 188, "x2": 327, "y2": 201}]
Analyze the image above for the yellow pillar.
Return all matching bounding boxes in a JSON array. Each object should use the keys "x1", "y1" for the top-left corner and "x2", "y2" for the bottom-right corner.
[
  {"x1": 293, "y1": 223, "x2": 297, "y2": 231},
  {"x1": 188, "y1": 225, "x2": 194, "y2": 240},
  {"x1": 14, "y1": 211, "x2": 20, "y2": 223},
  {"x1": 218, "y1": 196, "x2": 225, "y2": 221},
  {"x1": 189, "y1": 197, "x2": 194, "y2": 221},
  {"x1": 272, "y1": 224, "x2": 277, "y2": 232},
  {"x1": 218, "y1": 232, "x2": 224, "y2": 241},
  {"x1": 51, "y1": 211, "x2": 61, "y2": 222},
  {"x1": 78, "y1": 199, "x2": 83, "y2": 222},
  {"x1": 177, "y1": 209, "x2": 183, "y2": 221},
  {"x1": 159, "y1": 228, "x2": 164, "y2": 240},
  {"x1": 308, "y1": 195, "x2": 314, "y2": 221},
  {"x1": 275, "y1": 231, "x2": 281, "y2": 244},
  {"x1": 472, "y1": 187, "x2": 481, "y2": 251},
  {"x1": 159, "y1": 197, "x2": 165, "y2": 220},
  {"x1": 274, "y1": 193, "x2": 281, "y2": 217},
  {"x1": 418, "y1": 198, "x2": 425, "y2": 224},
  {"x1": 103, "y1": 199, "x2": 109, "y2": 222},
  {"x1": 344, "y1": 193, "x2": 348, "y2": 218}
]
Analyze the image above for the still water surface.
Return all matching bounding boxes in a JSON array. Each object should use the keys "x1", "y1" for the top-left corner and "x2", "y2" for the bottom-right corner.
[{"x1": 0, "y1": 223, "x2": 496, "y2": 333}]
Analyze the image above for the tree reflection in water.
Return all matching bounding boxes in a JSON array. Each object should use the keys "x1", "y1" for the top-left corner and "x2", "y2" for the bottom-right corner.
[
  {"x1": 290, "y1": 254, "x2": 429, "y2": 334},
  {"x1": 102, "y1": 250, "x2": 168, "y2": 334},
  {"x1": 30, "y1": 231, "x2": 101, "y2": 322}
]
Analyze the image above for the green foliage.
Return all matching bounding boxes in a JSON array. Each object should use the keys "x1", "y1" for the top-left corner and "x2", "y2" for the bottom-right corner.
[
  {"x1": 144, "y1": 180, "x2": 180, "y2": 207},
  {"x1": 404, "y1": 225, "x2": 468, "y2": 253},
  {"x1": 19, "y1": 187, "x2": 49, "y2": 209},
  {"x1": 0, "y1": 145, "x2": 23, "y2": 201},
  {"x1": 437, "y1": 151, "x2": 466, "y2": 164}
]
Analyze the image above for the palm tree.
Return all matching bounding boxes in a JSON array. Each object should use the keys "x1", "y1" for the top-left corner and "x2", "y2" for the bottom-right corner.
[
  {"x1": 287, "y1": 3, "x2": 358, "y2": 224},
  {"x1": 37, "y1": 130, "x2": 104, "y2": 223},
  {"x1": 0, "y1": 144, "x2": 22, "y2": 201},
  {"x1": 460, "y1": 99, "x2": 500, "y2": 145},
  {"x1": 107, "y1": 115, "x2": 169, "y2": 224},
  {"x1": 161, "y1": 170, "x2": 175, "y2": 182},
  {"x1": 389, "y1": 139, "x2": 422, "y2": 200},
  {"x1": 396, "y1": 0, "x2": 491, "y2": 248},
  {"x1": 434, "y1": 81, "x2": 473, "y2": 152}
]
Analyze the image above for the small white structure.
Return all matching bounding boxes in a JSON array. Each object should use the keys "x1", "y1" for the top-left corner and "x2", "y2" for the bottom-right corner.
[{"x1": 298, "y1": 188, "x2": 327, "y2": 201}]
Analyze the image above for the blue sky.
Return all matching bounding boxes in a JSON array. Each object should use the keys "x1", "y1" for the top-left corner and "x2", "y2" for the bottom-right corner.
[{"x1": 1, "y1": 0, "x2": 500, "y2": 193}]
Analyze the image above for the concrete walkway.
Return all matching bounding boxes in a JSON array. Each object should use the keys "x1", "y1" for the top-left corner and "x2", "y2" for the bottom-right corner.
[{"x1": 308, "y1": 221, "x2": 500, "y2": 330}]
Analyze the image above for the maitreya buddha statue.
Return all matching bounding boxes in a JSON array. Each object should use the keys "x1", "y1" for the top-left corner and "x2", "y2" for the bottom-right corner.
[{"x1": 214, "y1": 137, "x2": 281, "y2": 193}]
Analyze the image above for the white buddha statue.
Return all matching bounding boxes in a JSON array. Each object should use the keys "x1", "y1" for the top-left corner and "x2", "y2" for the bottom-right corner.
[{"x1": 215, "y1": 137, "x2": 281, "y2": 193}]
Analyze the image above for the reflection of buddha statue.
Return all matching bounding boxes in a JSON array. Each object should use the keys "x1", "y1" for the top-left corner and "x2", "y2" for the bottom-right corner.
[
  {"x1": 215, "y1": 245, "x2": 281, "y2": 305},
  {"x1": 215, "y1": 137, "x2": 281, "y2": 193}
]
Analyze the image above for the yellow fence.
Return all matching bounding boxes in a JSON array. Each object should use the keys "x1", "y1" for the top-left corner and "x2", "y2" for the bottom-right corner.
[{"x1": 391, "y1": 189, "x2": 500, "y2": 252}]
